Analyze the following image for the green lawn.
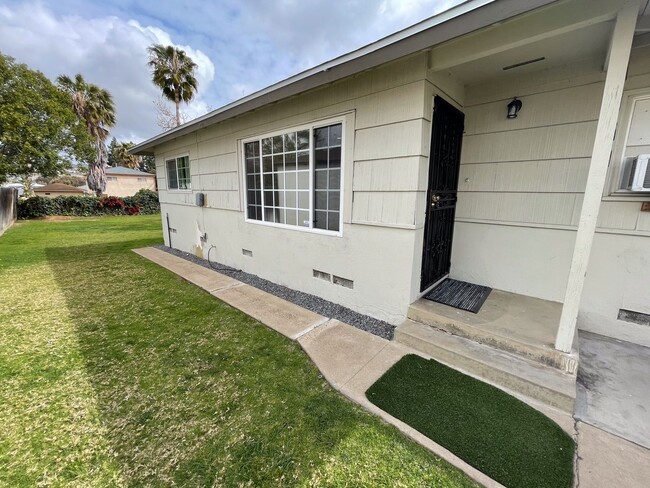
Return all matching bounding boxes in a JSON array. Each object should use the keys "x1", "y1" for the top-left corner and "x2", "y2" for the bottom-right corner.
[{"x1": 0, "y1": 216, "x2": 477, "y2": 487}]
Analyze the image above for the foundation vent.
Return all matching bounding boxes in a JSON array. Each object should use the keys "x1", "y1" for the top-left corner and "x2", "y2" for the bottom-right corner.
[
  {"x1": 313, "y1": 269, "x2": 331, "y2": 282},
  {"x1": 242, "y1": 249, "x2": 253, "y2": 257},
  {"x1": 618, "y1": 309, "x2": 650, "y2": 327},
  {"x1": 333, "y1": 275, "x2": 354, "y2": 289}
]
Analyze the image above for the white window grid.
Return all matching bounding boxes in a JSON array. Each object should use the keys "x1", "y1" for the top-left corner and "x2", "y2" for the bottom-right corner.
[{"x1": 241, "y1": 119, "x2": 344, "y2": 235}]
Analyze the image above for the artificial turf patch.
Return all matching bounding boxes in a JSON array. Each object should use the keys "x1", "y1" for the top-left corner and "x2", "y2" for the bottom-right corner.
[{"x1": 366, "y1": 354, "x2": 574, "y2": 488}]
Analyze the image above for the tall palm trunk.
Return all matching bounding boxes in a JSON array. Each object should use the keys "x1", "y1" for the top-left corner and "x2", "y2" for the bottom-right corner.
[
  {"x1": 175, "y1": 92, "x2": 180, "y2": 127},
  {"x1": 87, "y1": 137, "x2": 107, "y2": 197}
]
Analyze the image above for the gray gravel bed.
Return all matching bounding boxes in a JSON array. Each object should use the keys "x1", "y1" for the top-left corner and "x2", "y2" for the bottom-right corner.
[{"x1": 154, "y1": 245, "x2": 395, "y2": 340}]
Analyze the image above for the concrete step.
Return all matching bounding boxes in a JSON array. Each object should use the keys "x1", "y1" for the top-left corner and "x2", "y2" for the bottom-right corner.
[
  {"x1": 408, "y1": 297, "x2": 579, "y2": 373},
  {"x1": 395, "y1": 319, "x2": 577, "y2": 413}
]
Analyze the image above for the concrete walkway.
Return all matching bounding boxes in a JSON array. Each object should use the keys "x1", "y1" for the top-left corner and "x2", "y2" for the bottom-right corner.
[
  {"x1": 576, "y1": 331, "x2": 650, "y2": 449},
  {"x1": 133, "y1": 247, "x2": 650, "y2": 488}
]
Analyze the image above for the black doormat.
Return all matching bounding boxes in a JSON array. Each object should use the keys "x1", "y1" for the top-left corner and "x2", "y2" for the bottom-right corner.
[{"x1": 424, "y1": 278, "x2": 491, "y2": 313}]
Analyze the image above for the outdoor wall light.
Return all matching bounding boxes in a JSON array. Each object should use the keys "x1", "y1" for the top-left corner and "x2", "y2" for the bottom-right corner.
[{"x1": 507, "y1": 97, "x2": 522, "y2": 119}]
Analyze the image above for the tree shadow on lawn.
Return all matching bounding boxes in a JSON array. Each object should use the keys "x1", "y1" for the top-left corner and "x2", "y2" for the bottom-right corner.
[{"x1": 45, "y1": 241, "x2": 475, "y2": 487}]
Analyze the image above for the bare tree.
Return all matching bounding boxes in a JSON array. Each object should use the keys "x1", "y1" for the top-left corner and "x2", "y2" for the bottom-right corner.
[{"x1": 153, "y1": 97, "x2": 189, "y2": 131}]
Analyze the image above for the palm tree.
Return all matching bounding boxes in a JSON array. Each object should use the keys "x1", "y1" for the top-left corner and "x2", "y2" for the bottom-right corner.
[
  {"x1": 57, "y1": 74, "x2": 115, "y2": 196},
  {"x1": 147, "y1": 44, "x2": 198, "y2": 127},
  {"x1": 114, "y1": 141, "x2": 141, "y2": 170}
]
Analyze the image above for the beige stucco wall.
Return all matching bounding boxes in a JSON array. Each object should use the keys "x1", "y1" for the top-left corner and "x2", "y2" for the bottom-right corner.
[
  {"x1": 155, "y1": 53, "x2": 431, "y2": 324},
  {"x1": 105, "y1": 175, "x2": 156, "y2": 197}
]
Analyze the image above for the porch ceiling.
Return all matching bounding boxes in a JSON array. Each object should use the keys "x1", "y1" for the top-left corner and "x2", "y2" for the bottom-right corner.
[
  {"x1": 427, "y1": 0, "x2": 650, "y2": 87},
  {"x1": 446, "y1": 21, "x2": 613, "y2": 86}
]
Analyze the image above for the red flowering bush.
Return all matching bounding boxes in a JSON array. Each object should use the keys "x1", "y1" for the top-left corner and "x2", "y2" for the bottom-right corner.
[
  {"x1": 98, "y1": 196, "x2": 126, "y2": 209},
  {"x1": 125, "y1": 205, "x2": 140, "y2": 215}
]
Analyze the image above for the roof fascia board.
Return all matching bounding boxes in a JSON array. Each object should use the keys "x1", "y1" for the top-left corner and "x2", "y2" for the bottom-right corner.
[{"x1": 132, "y1": 0, "x2": 558, "y2": 155}]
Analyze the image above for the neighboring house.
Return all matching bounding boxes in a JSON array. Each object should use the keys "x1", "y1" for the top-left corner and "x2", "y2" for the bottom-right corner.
[
  {"x1": 104, "y1": 167, "x2": 156, "y2": 197},
  {"x1": 133, "y1": 0, "x2": 650, "y2": 404},
  {"x1": 33, "y1": 183, "x2": 88, "y2": 197}
]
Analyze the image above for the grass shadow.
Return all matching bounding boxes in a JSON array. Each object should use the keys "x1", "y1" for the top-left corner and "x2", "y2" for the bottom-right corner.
[{"x1": 43, "y1": 235, "x2": 477, "y2": 487}]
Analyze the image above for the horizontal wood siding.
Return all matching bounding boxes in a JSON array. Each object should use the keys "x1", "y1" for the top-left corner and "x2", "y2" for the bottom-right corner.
[
  {"x1": 352, "y1": 192, "x2": 419, "y2": 227},
  {"x1": 155, "y1": 53, "x2": 429, "y2": 226},
  {"x1": 459, "y1": 70, "x2": 601, "y2": 228},
  {"x1": 598, "y1": 43, "x2": 650, "y2": 233}
]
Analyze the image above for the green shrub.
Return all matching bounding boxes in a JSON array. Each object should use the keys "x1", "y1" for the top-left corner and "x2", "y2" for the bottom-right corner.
[
  {"x1": 18, "y1": 191, "x2": 160, "y2": 219},
  {"x1": 17, "y1": 196, "x2": 60, "y2": 218},
  {"x1": 126, "y1": 189, "x2": 160, "y2": 215},
  {"x1": 54, "y1": 195, "x2": 102, "y2": 216}
]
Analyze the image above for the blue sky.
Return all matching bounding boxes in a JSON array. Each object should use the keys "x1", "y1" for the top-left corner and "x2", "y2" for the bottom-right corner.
[{"x1": 0, "y1": 0, "x2": 462, "y2": 142}]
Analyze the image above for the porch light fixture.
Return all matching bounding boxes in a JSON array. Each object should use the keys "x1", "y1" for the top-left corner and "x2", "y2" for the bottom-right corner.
[{"x1": 507, "y1": 97, "x2": 522, "y2": 119}]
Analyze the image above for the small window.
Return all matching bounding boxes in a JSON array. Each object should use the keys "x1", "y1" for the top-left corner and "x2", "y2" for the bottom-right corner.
[
  {"x1": 107, "y1": 176, "x2": 118, "y2": 182},
  {"x1": 137, "y1": 177, "x2": 148, "y2": 182},
  {"x1": 243, "y1": 121, "x2": 342, "y2": 233},
  {"x1": 166, "y1": 156, "x2": 191, "y2": 190}
]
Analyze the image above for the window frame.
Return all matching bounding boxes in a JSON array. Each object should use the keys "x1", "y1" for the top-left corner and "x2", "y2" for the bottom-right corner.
[
  {"x1": 605, "y1": 89, "x2": 650, "y2": 200},
  {"x1": 165, "y1": 154, "x2": 192, "y2": 192},
  {"x1": 240, "y1": 117, "x2": 344, "y2": 237}
]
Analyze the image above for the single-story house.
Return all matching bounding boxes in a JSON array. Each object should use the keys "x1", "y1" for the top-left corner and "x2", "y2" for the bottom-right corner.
[
  {"x1": 34, "y1": 183, "x2": 88, "y2": 197},
  {"x1": 133, "y1": 0, "x2": 650, "y2": 406},
  {"x1": 103, "y1": 167, "x2": 157, "y2": 197}
]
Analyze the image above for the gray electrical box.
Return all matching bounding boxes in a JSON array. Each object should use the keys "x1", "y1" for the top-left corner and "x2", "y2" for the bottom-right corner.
[{"x1": 195, "y1": 192, "x2": 205, "y2": 207}]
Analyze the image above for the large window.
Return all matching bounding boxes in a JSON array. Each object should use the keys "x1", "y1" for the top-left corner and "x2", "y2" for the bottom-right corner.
[
  {"x1": 608, "y1": 91, "x2": 650, "y2": 195},
  {"x1": 243, "y1": 121, "x2": 342, "y2": 233},
  {"x1": 166, "y1": 156, "x2": 191, "y2": 190}
]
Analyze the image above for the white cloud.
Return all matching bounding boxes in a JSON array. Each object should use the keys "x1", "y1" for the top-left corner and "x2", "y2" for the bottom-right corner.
[
  {"x1": 0, "y1": 0, "x2": 463, "y2": 143},
  {"x1": 0, "y1": 3, "x2": 215, "y2": 143}
]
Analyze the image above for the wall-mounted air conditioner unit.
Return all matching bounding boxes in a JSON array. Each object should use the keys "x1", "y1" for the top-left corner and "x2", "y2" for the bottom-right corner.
[{"x1": 627, "y1": 154, "x2": 650, "y2": 192}]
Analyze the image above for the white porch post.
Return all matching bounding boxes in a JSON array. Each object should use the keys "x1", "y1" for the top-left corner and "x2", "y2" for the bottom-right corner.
[{"x1": 555, "y1": 3, "x2": 639, "y2": 353}]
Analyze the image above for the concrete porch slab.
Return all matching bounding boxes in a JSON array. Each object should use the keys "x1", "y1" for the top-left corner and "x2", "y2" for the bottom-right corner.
[
  {"x1": 408, "y1": 289, "x2": 578, "y2": 372},
  {"x1": 212, "y1": 284, "x2": 327, "y2": 340},
  {"x1": 575, "y1": 331, "x2": 650, "y2": 449}
]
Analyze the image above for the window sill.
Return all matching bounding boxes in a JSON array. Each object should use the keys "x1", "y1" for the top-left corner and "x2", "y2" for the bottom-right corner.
[
  {"x1": 244, "y1": 218, "x2": 342, "y2": 237},
  {"x1": 603, "y1": 191, "x2": 650, "y2": 202},
  {"x1": 166, "y1": 189, "x2": 193, "y2": 193}
]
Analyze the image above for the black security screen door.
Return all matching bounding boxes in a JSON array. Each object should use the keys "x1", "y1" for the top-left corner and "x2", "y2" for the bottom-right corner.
[{"x1": 420, "y1": 96, "x2": 465, "y2": 292}]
